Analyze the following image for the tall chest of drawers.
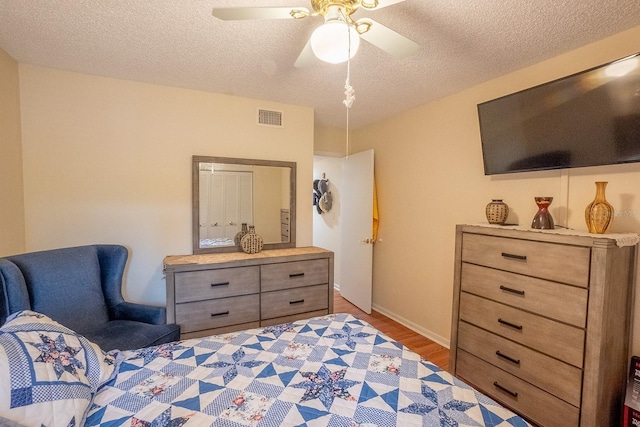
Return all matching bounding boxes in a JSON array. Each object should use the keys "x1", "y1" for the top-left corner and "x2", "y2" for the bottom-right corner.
[
  {"x1": 449, "y1": 225, "x2": 637, "y2": 427},
  {"x1": 165, "y1": 247, "x2": 334, "y2": 339}
]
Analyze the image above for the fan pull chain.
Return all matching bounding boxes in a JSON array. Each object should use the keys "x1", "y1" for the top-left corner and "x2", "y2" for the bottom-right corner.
[
  {"x1": 346, "y1": 100, "x2": 350, "y2": 158},
  {"x1": 343, "y1": 16, "x2": 355, "y2": 158},
  {"x1": 345, "y1": 64, "x2": 353, "y2": 157}
]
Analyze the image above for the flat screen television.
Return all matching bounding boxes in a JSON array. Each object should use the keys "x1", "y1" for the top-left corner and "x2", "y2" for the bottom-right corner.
[{"x1": 478, "y1": 52, "x2": 640, "y2": 175}]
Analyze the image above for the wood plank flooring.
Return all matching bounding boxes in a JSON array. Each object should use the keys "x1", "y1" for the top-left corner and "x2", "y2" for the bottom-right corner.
[{"x1": 334, "y1": 290, "x2": 450, "y2": 371}]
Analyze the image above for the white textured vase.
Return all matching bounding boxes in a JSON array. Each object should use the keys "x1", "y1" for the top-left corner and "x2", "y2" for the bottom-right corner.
[{"x1": 486, "y1": 199, "x2": 509, "y2": 224}]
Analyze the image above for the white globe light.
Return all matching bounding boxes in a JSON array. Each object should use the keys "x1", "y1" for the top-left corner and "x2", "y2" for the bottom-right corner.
[{"x1": 310, "y1": 21, "x2": 360, "y2": 64}]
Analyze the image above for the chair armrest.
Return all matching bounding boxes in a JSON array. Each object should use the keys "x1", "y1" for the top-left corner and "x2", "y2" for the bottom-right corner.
[{"x1": 110, "y1": 302, "x2": 167, "y2": 325}]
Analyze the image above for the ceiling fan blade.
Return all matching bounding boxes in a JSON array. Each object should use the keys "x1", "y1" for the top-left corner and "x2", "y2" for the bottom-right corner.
[
  {"x1": 212, "y1": 7, "x2": 310, "y2": 21},
  {"x1": 361, "y1": 0, "x2": 405, "y2": 10},
  {"x1": 294, "y1": 39, "x2": 320, "y2": 68},
  {"x1": 357, "y1": 18, "x2": 419, "y2": 58}
]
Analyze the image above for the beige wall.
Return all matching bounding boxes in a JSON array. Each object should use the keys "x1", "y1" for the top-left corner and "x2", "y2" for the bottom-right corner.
[
  {"x1": 314, "y1": 126, "x2": 350, "y2": 157},
  {"x1": 0, "y1": 48, "x2": 25, "y2": 256},
  {"x1": 253, "y1": 166, "x2": 285, "y2": 243},
  {"x1": 352, "y1": 25, "x2": 640, "y2": 352},
  {"x1": 18, "y1": 64, "x2": 314, "y2": 305}
]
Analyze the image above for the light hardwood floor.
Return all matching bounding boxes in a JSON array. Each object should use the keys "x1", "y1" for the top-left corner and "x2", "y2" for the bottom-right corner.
[{"x1": 334, "y1": 290, "x2": 450, "y2": 371}]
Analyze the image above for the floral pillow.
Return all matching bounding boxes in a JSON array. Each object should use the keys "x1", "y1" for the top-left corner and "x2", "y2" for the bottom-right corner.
[{"x1": 0, "y1": 310, "x2": 120, "y2": 427}]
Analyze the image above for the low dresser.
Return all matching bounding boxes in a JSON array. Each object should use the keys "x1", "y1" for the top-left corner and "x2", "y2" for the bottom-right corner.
[{"x1": 165, "y1": 247, "x2": 334, "y2": 339}]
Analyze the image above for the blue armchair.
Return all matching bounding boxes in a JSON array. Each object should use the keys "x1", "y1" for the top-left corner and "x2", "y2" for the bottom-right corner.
[{"x1": 0, "y1": 244, "x2": 180, "y2": 351}]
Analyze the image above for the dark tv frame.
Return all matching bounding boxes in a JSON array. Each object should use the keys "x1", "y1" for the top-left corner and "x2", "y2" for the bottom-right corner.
[{"x1": 478, "y1": 52, "x2": 640, "y2": 175}]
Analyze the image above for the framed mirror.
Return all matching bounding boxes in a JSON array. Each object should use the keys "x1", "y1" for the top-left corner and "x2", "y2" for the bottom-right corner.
[{"x1": 192, "y1": 155, "x2": 296, "y2": 254}]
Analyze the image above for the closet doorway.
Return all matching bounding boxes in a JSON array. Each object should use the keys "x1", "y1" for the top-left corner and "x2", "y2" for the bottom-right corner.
[
  {"x1": 313, "y1": 149, "x2": 374, "y2": 314},
  {"x1": 199, "y1": 170, "x2": 253, "y2": 241}
]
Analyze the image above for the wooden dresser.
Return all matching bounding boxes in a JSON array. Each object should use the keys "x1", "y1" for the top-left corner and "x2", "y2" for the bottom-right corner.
[
  {"x1": 165, "y1": 247, "x2": 334, "y2": 339},
  {"x1": 449, "y1": 224, "x2": 637, "y2": 427}
]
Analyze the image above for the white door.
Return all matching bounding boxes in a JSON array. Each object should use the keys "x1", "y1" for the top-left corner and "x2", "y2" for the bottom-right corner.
[
  {"x1": 223, "y1": 173, "x2": 240, "y2": 239},
  {"x1": 199, "y1": 170, "x2": 210, "y2": 238},
  {"x1": 208, "y1": 173, "x2": 224, "y2": 239},
  {"x1": 340, "y1": 149, "x2": 374, "y2": 313}
]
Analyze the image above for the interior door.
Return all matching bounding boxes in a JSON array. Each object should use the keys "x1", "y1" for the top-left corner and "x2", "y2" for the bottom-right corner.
[
  {"x1": 340, "y1": 149, "x2": 374, "y2": 314},
  {"x1": 208, "y1": 173, "x2": 224, "y2": 239},
  {"x1": 223, "y1": 173, "x2": 240, "y2": 239},
  {"x1": 199, "y1": 170, "x2": 210, "y2": 238}
]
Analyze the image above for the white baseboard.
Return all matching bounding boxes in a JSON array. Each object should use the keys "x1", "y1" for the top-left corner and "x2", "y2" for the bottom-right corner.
[
  {"x1": 371, "y1": 303, "x2": 451, "y2": 349},
  {"x1": 334, "y1": 283, "x2": 450, "y2": 349}
]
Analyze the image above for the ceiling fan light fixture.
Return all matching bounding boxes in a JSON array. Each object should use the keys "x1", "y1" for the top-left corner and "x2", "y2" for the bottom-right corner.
[{"x1": 310, "y1": 20, "x2": 360, "y2": 64}]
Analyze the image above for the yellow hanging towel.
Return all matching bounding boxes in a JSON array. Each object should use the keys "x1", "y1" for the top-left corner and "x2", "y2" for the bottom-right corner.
[{"x1": 372, "y1": 175, "x2": 379, "y2": 243}]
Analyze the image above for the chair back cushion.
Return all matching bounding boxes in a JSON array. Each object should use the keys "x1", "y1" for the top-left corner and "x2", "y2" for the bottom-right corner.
[
  {"x1": 6, "y1": 246, "x2": 109, "y2": 333},
  {"x1": 0, "y1": 259, "x2": 31, "y2": 325}
]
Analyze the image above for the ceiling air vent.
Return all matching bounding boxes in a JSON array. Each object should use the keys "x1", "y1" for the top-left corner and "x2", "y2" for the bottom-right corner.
[{"x1": 258, "y1": 109, "x2": 283, "y2": 127}]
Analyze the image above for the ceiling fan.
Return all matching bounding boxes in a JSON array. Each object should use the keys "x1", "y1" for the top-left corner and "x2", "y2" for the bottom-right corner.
[{"x1": 212, "y1": 0, "x2": 419, "y2": 67}]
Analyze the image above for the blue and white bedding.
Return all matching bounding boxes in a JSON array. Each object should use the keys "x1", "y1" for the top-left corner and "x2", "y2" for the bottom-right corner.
[{"x1": 1, "y1": 311, "x2": 531, "y2": 427}]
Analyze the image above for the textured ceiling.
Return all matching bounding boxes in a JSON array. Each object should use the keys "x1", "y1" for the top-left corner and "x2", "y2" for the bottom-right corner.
[{"x1": 1, "y1": 1, "x2": 640, "y2": 129}]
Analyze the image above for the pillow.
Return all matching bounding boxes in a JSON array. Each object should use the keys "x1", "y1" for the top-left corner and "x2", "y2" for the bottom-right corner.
[{"x1": 0, "y1": 310, "x2": 120, "y2": 427}]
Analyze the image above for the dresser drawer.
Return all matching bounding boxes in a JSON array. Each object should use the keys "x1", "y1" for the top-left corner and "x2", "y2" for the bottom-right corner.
[
  {"x1": 457, "y1": 350, "x2": 579, "y2": 427},
  {"x1": 174, "y1": 266, "x2": 259, "y2": 303},
  {"x1": 175, "y1": 294, "x2": 260, "y2": 333},
  {"x1": 261, "y1": 259, "x2": 329, "y2": 292},
  {"x1": 461, "y1": 263, "x2": 588, "y2": 327},
  {"x1": 261, "y1": 284, "x2": 328, "y2": 319},
  {"x1": 261, "y1": 310, "x2": 329, "y2": 327},
  {"x1": 457, "y1": 322, "x2": 583, "y2": 407},
  {"x1": 181, "y1": 321, "x2": 260, "y2": 340},
  {"x1": 459, "y1": 292, "x2": 585, "y2": 367},
  {"x1": 461, "y1": 233, "x2": 590, "y2": 287}
]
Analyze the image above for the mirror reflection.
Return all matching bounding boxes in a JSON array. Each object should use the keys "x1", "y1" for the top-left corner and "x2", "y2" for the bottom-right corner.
[{"x1": 192, "y1": 156, "x2": 296, "y2": 254}]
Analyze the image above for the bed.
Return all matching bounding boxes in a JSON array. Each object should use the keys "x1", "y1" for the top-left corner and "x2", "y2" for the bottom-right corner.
[{"x1": 0, "y1": 310, "x2": 531, "y2": 427}]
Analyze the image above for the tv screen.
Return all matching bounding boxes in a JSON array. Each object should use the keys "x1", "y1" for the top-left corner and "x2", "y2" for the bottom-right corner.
[{"x1": 478, "y1": 53, "x2": 640, "y2": 175}]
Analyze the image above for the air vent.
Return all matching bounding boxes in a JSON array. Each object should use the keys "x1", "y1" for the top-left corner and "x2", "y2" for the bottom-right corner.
[{"x1": 258, "y1": 109, "x2": 283, "y2": 127}]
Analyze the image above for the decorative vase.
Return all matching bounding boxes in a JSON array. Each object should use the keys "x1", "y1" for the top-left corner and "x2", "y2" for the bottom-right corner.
[
  {"x1": 531, "y1": 197, "x2": 554, "y2": 229},
  {"x1": 240, "y1": 225, "x2": 264, "y2": 254},
  {"x1": 234, "y1": 223, "x2": 248, "y2": 246},
  {"x1": 486, "y1": 199, "x2": 509, "y2": 224},
  {"x1": 585, "y1": 182, "x2": 614, "y2": 234}
]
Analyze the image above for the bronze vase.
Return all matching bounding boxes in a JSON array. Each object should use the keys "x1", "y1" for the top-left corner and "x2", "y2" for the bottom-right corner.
[{"x1": 585, "y1": 182, "x2": 614, "y2": 234}]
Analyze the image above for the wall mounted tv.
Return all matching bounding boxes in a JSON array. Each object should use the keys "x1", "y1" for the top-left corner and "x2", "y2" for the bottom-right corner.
[{"x1": 478, "y1": 52, "x2": 640, "y2": 175}]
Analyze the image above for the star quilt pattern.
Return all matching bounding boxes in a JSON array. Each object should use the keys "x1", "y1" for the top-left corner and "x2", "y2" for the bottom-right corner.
[
  {"x1": 87, "y1": 314, "x2": 530, "y2": 427},
  {"x1": 0, "y1": 310, "x2": 119, "y2": 427}
]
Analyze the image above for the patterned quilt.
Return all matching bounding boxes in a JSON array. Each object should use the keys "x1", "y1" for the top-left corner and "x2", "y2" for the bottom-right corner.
[{"x1": 85, "y1": 313, "x2": 530, "y2": 427}]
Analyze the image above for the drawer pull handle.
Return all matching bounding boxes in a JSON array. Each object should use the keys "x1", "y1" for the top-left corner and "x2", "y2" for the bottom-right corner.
[
  {"x1": 290, "y1": 299, "x2": 305, "y2": 305},
  {"x1": 499, "y1": 285, "x2": 525, "y2": 296},
  {"x1": 493, "y1": 381, "x2": 518, "y2": 398},
  {"x1": 289, "y1": 273, "x2": 305, "y2": 278},
  {"x1": 211, "y1": 311, "x2": 230, "y2": 317},
  {"x1": 498, "y1": 318, "x2": 523, "y2": 330},
  {"x1": 211, "y1": 281, "x2": 230, "y2": 288},
  {"x1": 496, "y1": 350, "x2": 521, "y2": 365},
  {"x1": 501, "y1": 252, "x2": 527, "y2": 261}
]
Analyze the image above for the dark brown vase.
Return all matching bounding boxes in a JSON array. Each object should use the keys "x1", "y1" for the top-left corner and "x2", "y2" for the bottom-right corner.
[{"x1": 531, "y1": 197, "x2": 554, "y2": 229}]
